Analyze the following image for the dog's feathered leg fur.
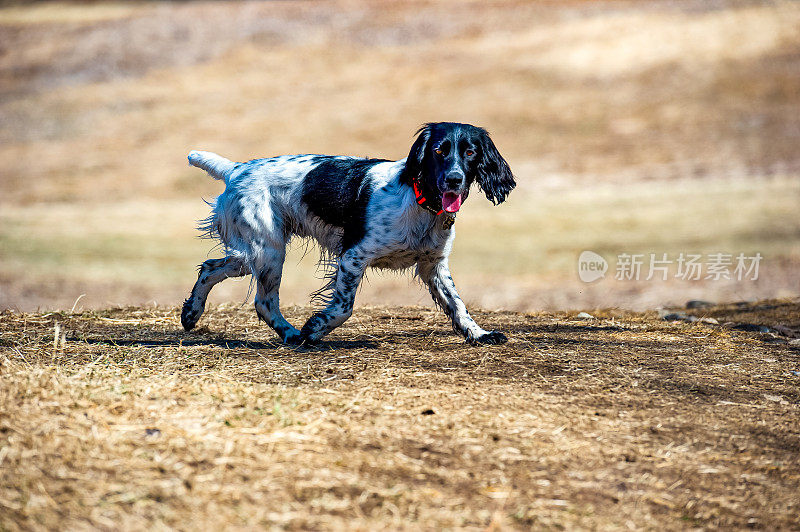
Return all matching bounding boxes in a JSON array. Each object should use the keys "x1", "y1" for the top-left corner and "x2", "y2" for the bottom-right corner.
[{"x1": 299, "y1": 248, "x2": 369, "y2": 344}]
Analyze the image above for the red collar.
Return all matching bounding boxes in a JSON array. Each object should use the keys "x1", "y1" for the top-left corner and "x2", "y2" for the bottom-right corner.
[{"x1": 411, "y1": 177, "x2": 444, "y2": 216}]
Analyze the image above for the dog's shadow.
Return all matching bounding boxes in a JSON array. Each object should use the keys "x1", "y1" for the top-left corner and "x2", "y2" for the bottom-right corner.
[
  {"x1": 71, "y1": 327, "x2": 378, "y2": 352},
  {"x1": 69, "y1": 319, "x2": 637, "y2": 354}
]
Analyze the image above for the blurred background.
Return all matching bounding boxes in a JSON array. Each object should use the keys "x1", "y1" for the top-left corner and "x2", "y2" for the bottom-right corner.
[{"x1": 1, "y1": 0, "x2": 798, "y2": 312}]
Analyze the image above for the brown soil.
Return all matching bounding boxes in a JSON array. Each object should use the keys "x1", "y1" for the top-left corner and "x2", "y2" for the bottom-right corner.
[{"x1": 1, "y1": 300, "x2": 798, "y2": 530}]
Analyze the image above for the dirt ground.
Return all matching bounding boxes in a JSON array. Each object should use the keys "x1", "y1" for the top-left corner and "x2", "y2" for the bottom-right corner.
[{"x1": 2, "y1": 300, "x2": 798, "y2": 530}]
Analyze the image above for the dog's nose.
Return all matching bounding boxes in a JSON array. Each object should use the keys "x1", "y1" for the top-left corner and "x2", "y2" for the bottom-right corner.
[{"x1": 445, "y1": 173, "x2": 464, "y2": 190}]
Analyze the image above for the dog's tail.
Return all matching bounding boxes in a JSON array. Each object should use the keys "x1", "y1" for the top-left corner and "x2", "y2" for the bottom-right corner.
[{"x1": 188, "y1": 150, "x2": 236, "y2": 182}]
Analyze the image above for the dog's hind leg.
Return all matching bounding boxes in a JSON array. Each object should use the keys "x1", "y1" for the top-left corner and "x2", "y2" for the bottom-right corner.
[
  {"x1": 182, "y1": 256, "x2": 248, "y2": 331},
  {"x1": 253, "y1": 247, "x2": 301, "y2": 344}
]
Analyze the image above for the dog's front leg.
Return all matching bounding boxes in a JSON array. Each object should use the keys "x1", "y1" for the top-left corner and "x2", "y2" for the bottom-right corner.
[
  {"x1": 299, "y1": 249, "x2": 367, "y2": 344},
  {"x1": 418, "y1": 259, "x2": 507, "y2": 345}
]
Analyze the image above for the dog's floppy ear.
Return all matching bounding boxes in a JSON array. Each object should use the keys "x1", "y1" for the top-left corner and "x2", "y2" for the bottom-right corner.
[
  {"x1": 404, "y1": 124, "x2": 432, "y2": 182},
  {"x1": 475, "y1": 128, "x2": 515, "y2": 205}
]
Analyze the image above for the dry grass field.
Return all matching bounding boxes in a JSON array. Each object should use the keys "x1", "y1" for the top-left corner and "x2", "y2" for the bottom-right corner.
[
  {"x1": 2, "y1": 1, "x2": 800, "y2": 530},
  {"x1": 1, "y1": 0, "x2": 799, "y2": 311},
  {"x1": 2, "y1": 301, "x2": 799, "y2": 530},
  {"x1": 1, "y1": 176, "x2": 798, "y2": 313}
]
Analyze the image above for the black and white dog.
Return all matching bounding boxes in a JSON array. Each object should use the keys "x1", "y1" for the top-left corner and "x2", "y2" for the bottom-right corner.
[{"x1": 182, "y1": 122, "x2": 515, "y2": 346}]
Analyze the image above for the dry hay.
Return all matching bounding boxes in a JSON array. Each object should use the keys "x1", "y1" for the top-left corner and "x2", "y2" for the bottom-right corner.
[{"x1": 1, "y1": 301, "x2": 799, "y2": 530}]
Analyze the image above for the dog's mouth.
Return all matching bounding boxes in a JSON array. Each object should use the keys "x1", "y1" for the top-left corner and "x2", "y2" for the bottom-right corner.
[{"x1": 441, "y1": 192, "x2": 463, "y2": 213}]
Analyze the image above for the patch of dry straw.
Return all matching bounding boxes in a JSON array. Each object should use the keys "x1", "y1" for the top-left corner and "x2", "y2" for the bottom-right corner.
[{"x1": 1, "y1": 301, "x2": 799, "y2": 529}]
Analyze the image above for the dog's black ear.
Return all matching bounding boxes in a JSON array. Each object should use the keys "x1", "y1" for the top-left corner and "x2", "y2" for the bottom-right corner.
[
  {"x1": 475, "y1": 128, "x2": 515, "y2": 205},
  {"x1": 403, "y1": 124, "x2": 432, "y2": 182}
]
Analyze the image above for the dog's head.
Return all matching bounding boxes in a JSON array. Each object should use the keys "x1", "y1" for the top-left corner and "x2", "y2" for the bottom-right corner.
[{"x1": 403, "y1": 122, "x2": 515, "y2": 213}]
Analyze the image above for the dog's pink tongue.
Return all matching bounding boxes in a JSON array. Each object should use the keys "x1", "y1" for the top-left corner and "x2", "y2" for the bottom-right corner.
[{"x1": 442, "y1": 192, "x2": 462, "y2": 213}]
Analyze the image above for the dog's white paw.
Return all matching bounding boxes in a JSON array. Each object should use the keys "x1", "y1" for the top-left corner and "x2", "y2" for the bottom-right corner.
[{"x1": 469, "y1": 331, "x2": 508, "y2": 346}]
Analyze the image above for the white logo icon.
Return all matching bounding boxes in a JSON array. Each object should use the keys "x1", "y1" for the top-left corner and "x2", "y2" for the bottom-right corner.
[{"x1": 578, "y1": 251, "x2": 608, "y2": 283}]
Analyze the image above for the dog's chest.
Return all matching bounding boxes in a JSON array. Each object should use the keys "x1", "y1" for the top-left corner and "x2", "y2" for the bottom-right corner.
[{"x1": 368, "y1": 222, "x2": 451, "y2": 270}]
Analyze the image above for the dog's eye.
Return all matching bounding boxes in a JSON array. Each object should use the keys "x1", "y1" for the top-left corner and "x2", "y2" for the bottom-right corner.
[
  {"x1": 465, "y1": 149, "x2": 475, "y2": 157},
  {"x1": 435, "y1": 148, "x2": 443, "y2": 155}
]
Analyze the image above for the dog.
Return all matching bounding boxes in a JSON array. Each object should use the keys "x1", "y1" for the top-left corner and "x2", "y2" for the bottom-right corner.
[{"x1": 182, "y1": 122, "x2": 516, "y2": 345}]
